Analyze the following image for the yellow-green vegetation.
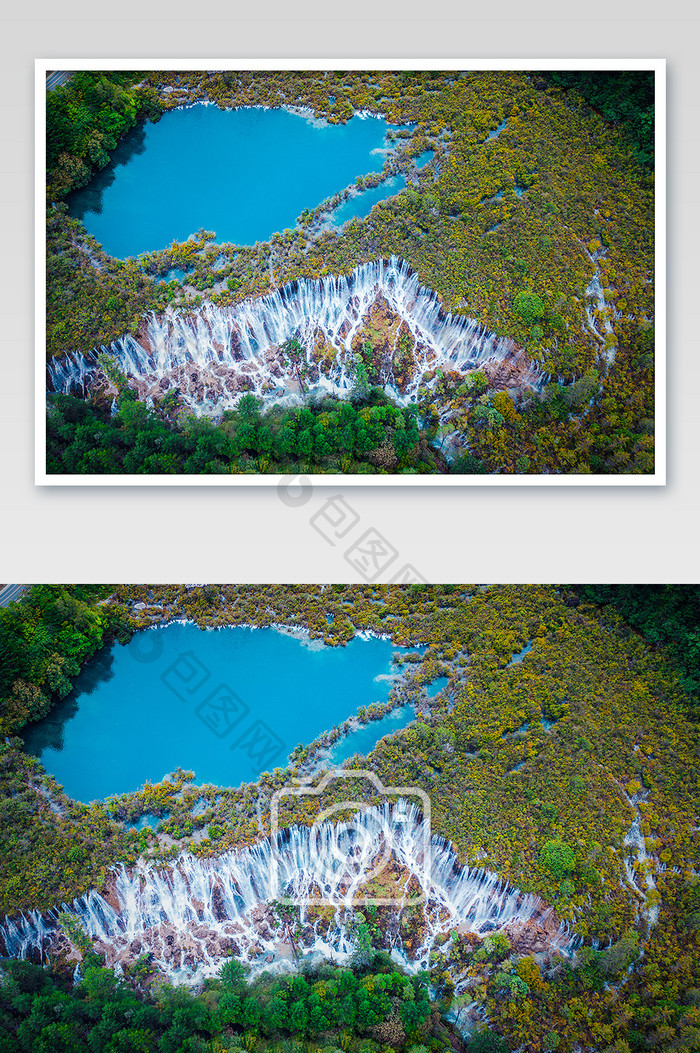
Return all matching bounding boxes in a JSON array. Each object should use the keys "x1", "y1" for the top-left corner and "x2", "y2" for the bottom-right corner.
[
  {"x1": 2, "y1": 585, "x2": 697, "y2": 1051},
  {"x1": 46, "y1": 69, "x2": 655, "y2": 474},
  {"x1": 484, "y1": 875, "x2": 700, "y2": 1051},
  {"x1": 0, "y1": 744, "x2": 138, "y2": 912}
]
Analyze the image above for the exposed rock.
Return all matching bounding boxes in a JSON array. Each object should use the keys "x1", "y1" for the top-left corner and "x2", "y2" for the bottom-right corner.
[
  {"x1": 504, "y1": 917, "x2": 555, "y2": 955},
  {"x1": 211, "y1": 884, "x2": 230, "y2": 922},
  {"x1": 350, "y1": 292, "x2": 403, "y2": 378},
  {"x1": 480, "y1": 346, "x2": 537, "y2": 392},
  {"x1": 310, "y1": 327, "x2": 337, "y2": 371}
]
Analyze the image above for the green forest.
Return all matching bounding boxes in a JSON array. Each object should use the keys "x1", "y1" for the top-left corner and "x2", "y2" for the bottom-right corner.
[
  {"x1": 46, "y1": 389, "x2": 449, "y2": 475},
  {"x1": 45, "y1": 68, "x2": 656, "y2": 475},
  {"x1": 0, "y1": 954, "x2": 451, "y2": 1053},
  {"x1": 0, "y1": 585, "x2": 698, "y2": 1051}
]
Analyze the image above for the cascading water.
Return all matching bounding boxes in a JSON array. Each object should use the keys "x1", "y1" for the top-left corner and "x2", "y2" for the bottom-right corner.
[
  {"x1": 581, "y1": 239, "x2": 618, "y2": 366},
  {"x1": 46, "y1": 257, "x2": 541, "y2": 415},
  {"x1": 622, "y1": 790, "x2": 659, "y2": 927},
  {"x1": 0, "y1": 802, "x2": 572, "y2": 985}
]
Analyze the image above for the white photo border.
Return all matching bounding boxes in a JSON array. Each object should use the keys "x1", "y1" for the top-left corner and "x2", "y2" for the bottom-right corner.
[{"x1": 35, "y1": 57, "x2": 666, "y2": 487}]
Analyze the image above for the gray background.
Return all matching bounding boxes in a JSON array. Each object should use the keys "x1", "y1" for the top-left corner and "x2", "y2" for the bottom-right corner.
[{"x1": 2, "y1": 3, "x2": 696, "y2": 583}]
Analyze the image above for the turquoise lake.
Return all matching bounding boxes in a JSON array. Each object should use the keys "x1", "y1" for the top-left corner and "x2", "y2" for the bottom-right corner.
[
  {"x1": 328, "y1": 174, "x2": 408, "y2": 227},
  {"x1": 67, "y1": 105, "x2": 403, "y2": 258},
  {"x1": 22, "y1": 624, "x2": 417, "y2": 802},
  {"x1": 425, "y1": 676, "x2": 449, "y2": 697},
  {"x1": 329, "y1": 704, "x2": 416, "y2": 765}
]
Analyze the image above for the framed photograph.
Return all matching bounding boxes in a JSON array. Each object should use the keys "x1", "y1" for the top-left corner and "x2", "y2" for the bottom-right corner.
[
  {"x1": 37, "y1": 60, "x2": 664, "y2": 484},
  {"x1": 1, "y1": 582, "x2": 696, "y2": 1049}
]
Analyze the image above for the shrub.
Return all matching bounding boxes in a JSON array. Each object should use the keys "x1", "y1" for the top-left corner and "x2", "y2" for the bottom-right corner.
[
  {"x1": 513, "y1": 290, "x2": 544, "y2": 325},
  {"x1": 540, "y1": 839, "x2": 576, "y2": 879}
]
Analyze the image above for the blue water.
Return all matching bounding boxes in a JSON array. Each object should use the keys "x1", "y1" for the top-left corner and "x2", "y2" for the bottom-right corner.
[
  {"x1": 414, "y1": 150, "x2": 435, "y2": 168},
  {"x1": 22, "y1": 624, "x2": 415, "y2": 802},
  {"x1": 329, "y1": 704, "x2": 415, "y2": 765},
  {"x1": 125, "y1": 813, "x2": 167, "y2": 831},
  {"x1": 425, "y1": 676, "x2": 449, "y2": 697},
  {"x1": 67, "y1": 105, "x2": 401, "y2": 258},
  {"x1": 486, "y1": 119, "x2": 507, "y2": 141},
  {"x1": 482, "y1": 185, "x2": 525, "y2": 207},
  {"x1": 327, "y1": 174, "x2": 407, "y2": 226},
  {"x1": 162, "y1": 267, "x2": 191, "y2": 283},
  {"x1": 507, "y1": 641, "x2": 533, "y2": 666}
]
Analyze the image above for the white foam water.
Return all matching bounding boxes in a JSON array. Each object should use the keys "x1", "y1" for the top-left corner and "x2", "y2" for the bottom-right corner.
[
  {"x1": 47, "y1": 257, "x2": 540, "y2": 415},
  {"x1": 0, "y1": 802, "x2": 572, "y2": 985}
]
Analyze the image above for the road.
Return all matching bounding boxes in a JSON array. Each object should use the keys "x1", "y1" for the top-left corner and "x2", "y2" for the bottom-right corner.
[
  {"x1": 0, "y1": 584, "x2": 26, "y2": 607},
  {"x1": 46, "y1": 71, "x2": 71, "y2": 91}
]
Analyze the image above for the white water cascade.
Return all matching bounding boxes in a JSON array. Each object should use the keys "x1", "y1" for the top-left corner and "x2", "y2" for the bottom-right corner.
[
  {"x1": 582, "y1": 239, "x2": 617, "y2": 366},
  {"x1": 622, "y1": 791, "x2": 659, "y2": 928},
  {"x1": 0, "y1": 803, "x2": 572, "y2": 985},
  {"x1": 47, "y1": 257, "x2": 540, "y2": 415}
]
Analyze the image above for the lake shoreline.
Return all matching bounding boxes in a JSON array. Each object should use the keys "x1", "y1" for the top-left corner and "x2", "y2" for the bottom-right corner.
[
  {"x1": 21, "y1": 617, "x2": 430, "y2": 804},
  {"x1": 66, "y1": 102, "x2": 414, "y2": 259}
]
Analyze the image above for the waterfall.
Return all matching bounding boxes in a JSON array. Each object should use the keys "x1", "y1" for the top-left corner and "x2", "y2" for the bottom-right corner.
[
  {"x1": 622, "y1": 791, "x2": 659, "y2": 927},
  {"x1": 0, "y1": 802, "x2": 572, "y2": 985},
  {"x1": 582, "y1": 241, "x2": 617, "y2": 366},
  {"x1": 46, "y1": 257, "x2": 539, "y2": 415}
]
